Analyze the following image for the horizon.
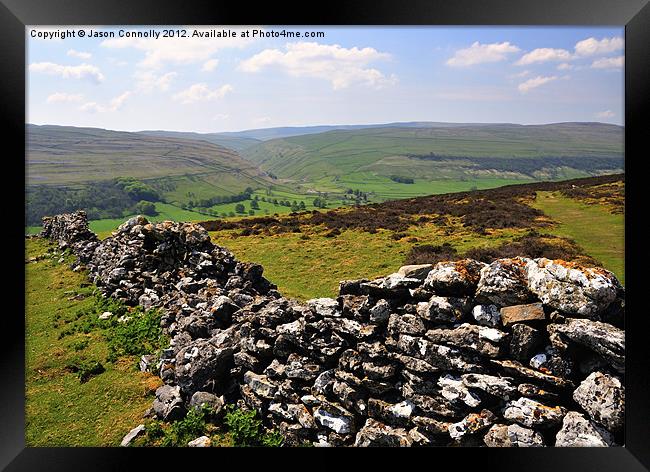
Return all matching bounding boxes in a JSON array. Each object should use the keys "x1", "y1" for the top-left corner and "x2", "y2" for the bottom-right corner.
[
  {"x1": 26, "y1": 119, "x2": 624, "y2": 136},
  {"x1": 27, "y1": 26, "x2": 624, "y2": 132}
]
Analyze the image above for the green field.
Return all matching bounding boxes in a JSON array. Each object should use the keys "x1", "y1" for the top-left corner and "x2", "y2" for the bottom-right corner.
[
  {"x1": 25, "y1": 238, "x2": 161, "y2": 446},
  {"x1": 210, "y1": 221, "x2": 525, "y2": 300},
  {"x1": 532, "y1": 191, "x2": 624, "y2": 285},
  {"x1": 242, "y1": 123, "x2": 624, "y2": 182},
  {"x1": 315, "y1": 173, "x2": 532, "y2": 200},
  {"x1": 27, "y1": 124, "x2": 269, "y2": 186}
]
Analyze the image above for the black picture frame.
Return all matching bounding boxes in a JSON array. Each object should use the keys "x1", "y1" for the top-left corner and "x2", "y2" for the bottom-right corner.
[{"x1": 4, "y1": 0, "x2": 648, "y2": 469}]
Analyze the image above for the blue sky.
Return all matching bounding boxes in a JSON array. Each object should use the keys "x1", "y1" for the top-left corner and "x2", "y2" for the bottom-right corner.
[{"x1": 27, "y1": 26, "x2": 624, "y2": 132}]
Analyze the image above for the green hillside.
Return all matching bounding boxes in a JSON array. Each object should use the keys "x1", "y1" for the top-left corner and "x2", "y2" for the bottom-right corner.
[
  {"x1": 137, "y1": 130, "x2": 261, "y2": 152},
  {"x1": 26, "y1": 125, "x2": 278, "y2": 226},
  {"x1": 242, "y1": 123, "x2": 624, "y2": 183},
  {"x1": 27, "y1": 124, "x2": 269, "y2": 185}
]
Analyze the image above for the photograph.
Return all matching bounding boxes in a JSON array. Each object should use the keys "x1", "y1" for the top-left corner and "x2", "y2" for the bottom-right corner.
[{"x1": 22, "y1": 23, "x2": 630, "y2": 449}]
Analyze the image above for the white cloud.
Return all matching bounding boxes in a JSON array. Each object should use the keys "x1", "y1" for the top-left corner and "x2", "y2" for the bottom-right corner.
[
  {"x1": 212, "y1": 113, "x2": 229, "y2": 121},
  {"x1": 575, "y1": 37, "x2": 623, "y2": 57},
  {"x1": 67, "y1": 49, "x2": 92, "y2": 60},
  {"x1": 516, "y1": 48, "x2": 572, "y2": 65},
  {"x1": 29, "y1": 62, "x2": 105, "y2": 83},
  {"x1": 518, "y1": 75, "x2": 558, "y2": 93},
  {"x1": 172, "y1": 83, "x2": 233, "y2": 104},
  {"x1": 134, "y1": 70, "x2": 177, "y2": 92},
  {"x1": 596, "y1": 110, "x2": 615, "y2": 118},
  {"x1": 202, "y1": 59, "x2": 219, "y2": 72},
  {"x1": 239, "y1": 41, "x2": 397, "y2": 90},
  {"x1": 591, "y1": 56, "x2": 624, "y2": 69},
  {"x1": 509, "y1": 70, "x2": 530, "y2": 78},
  {"x1": 557, "y1": 63, "x2": 574, "y2": 70},
  {"x1": 446, "y1": 41, "x2": 520, "y2": 67},
  {"x1": 101, "y1": 27, "x2": 255, "y2": 69},
  {"x1": 80, "y1": 91, "x2": 131, "y2": 113},
  {"x1": 46, "y1": 92, "x2": 84, "y2": 103}
]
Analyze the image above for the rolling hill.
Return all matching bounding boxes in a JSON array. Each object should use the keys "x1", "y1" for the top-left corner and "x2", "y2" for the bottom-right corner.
[
  {"x1": 26, "y1": 124, "x2": 278, "y2": 226},
  {"x1": 241, "y1": 122, "x2": 624, "y2": 183},
  {"x1": 137, "y1": 129, "x2": 261, "y2": 152},
  {"x1": 209, "y1": 121, "x2": 503, "y2": 141},
  {"x1": 27, "y1": 124, "x2": 269, "y2": 186}
]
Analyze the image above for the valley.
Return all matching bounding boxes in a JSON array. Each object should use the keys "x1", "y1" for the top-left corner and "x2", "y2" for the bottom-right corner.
[{"x1": 26, "y1": 121, "x2": 624, "y2": 235}]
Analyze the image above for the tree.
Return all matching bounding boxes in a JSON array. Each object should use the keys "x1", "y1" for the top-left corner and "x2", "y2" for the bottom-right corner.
[
  {"x1": 235, "y1": 203, "x2": 246, "y2": 214},
  {"x1": 250, "y1": 199, "x2": 260, "y2": 210},
  {"x1": 134, "y1": 200, "x2": 157, "y2": 216}
]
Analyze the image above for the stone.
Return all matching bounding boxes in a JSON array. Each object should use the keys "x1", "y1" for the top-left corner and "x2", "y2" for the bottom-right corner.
[
  {"x1": 367, "y1": 398, "x2": 415, "y2": 427},
  {"x1": 397, "y1": 264, "x2": 433, "y2": 281},
  {"x1": 98, "y1": 311, "x2": 113, "y2": 320},
  {"x1": 312, "y1": 369, "x2": 337, "y2": 396},
  {"x1": 491, "y1": 359, "x2": 573, "y2": 389},
  {"x1": 268, "y1": 403, "x2": 316, "y2": 429},
  {"x1": 516, "y1": 383, "x2": 560, "y2": 403},
  {"x1": 426, "y1": 323, "x2": 507, "y2": 358},
  {"x1": 572, "y1": 372, "x2": 624, "y2": 431},
  {"x1": 209, "y1": 295, "x2": 239, "y2": 328},
  {"x1": 476, "y1": 258, "x2": 536, "y2": 306},
  {"x1": 139, "y1": 354, "x2": 156, "y2": 373},
  {"x1": 189, "y1": 391, "x2": 224, "y2": 415},
  {"x1": 369, "y1": 299, "x2": 391, "y2": 325},
  {"x1": 448, "y1": 410, "x2": 496, "y2": 440},
  {"x1": 152, "y1": 385, "x2": 185, "y2": 421},
  {"x1": 483, "y1": 424, "x2": 545, "y2": 447},
  {"x1": 509, "y1": 324, "x2": 541, "y2": 362},
  {"x1": 528, "y1": 347, "x2": 573, "y2": 378},
  {"x1": 423, "y1": 259, "x2": 486, "y2": 296},
  {"x1": 354, "y1": 419, "x2": 412, "y2": 447},
  {"x1": 285, "y1": 357, "x2": 321, "y2": 381},
  {"x1": 526, "y1": 258, "x2": 622, "y2": 317},
  {"x1": 438, "y1": 374, "x2": 482, "y2": 407},
  {"x1": 412, "y1": 416, "x2": 453, "y2": 436},
  {"x1": 461, "y1": 373, "x2": 517, "y2": 400},
  {"x1": 387, "y1": 313, "x2": 426, "y2": 336},
  {"x1": 313, "y1": 404, "x2": 354, "y2": 434},
  {"x1": 548, "y1": 319, "x2": 624, "y2": 373},
  {"x1": 555, "y1": 411, "x2": 615, "y2": 447},
  {"x1": 175, "y1": 339, "x2": 235, "y2": 394},
  {"x1": 120, "y1": 424, "x2": 145, "y2": 447},
  {"x1": 472, "y1": 304, "x2": 501, "y2": 327},
  {"x1": 41, "y1": 213, "x2": 627, "y2": 448},
  {"x1": 503, "y1": 397, "x2": 566, "y2": 428},
  {"x1": 397, "y1": 335, "x2": 484, "y2": 373},
  {"x1": 500, "y1": 303, "x2": 546, "y2": 327},
  {"x1": 416, "y1": 296, "x2": 472, "y2": 323},
  {"x1": 243, "y1": 371, "x2": 277, "y2": 399},
  {"x1": 307, "y1": 298, "x2": 340, "y2": 317},
  {"x1": 188, "y1": 436, "x2": 212, "y2": 447}
]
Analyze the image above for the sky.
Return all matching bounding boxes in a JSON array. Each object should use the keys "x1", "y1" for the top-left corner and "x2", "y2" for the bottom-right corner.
[{"x1": 26, "y1": 26, "x2": 624, "y2": 133}]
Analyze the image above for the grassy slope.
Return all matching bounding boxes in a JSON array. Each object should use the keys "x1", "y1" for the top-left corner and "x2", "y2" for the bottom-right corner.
[
  {"x1": 27, "y1": 124, "x2": 268, "y2": 186},
  {"x1": 211, "y1": 222, "x2": 523, "y2": 300},
  {"x1": 25, "y1": 238, "x2": 161, "y2": 446},
  {"x1": 242, "y1": 123, "x2": 624, "y2": 181},
  {"x1": 532, "y1": 191, "x2": 624, "y2": 284}
]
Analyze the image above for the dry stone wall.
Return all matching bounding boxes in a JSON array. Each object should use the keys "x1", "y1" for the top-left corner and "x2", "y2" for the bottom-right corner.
[{"x1": 41, "y1": 211, "x2": 626, "y2": 447}]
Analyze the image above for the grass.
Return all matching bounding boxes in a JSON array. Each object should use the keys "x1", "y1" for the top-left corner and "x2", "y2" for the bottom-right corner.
[
  {"x1": 25, "y1": 238, "x2": 163, "y2": 446},
  {"x1": 531, "y1": 191, "x2": 624, "y2": 285},
  {"x1": 242, "y1": 124, "x2": 623, "y2": 181},
  {"x1": 210, "y1": 221, "x2": 524, "y2": 300}
]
